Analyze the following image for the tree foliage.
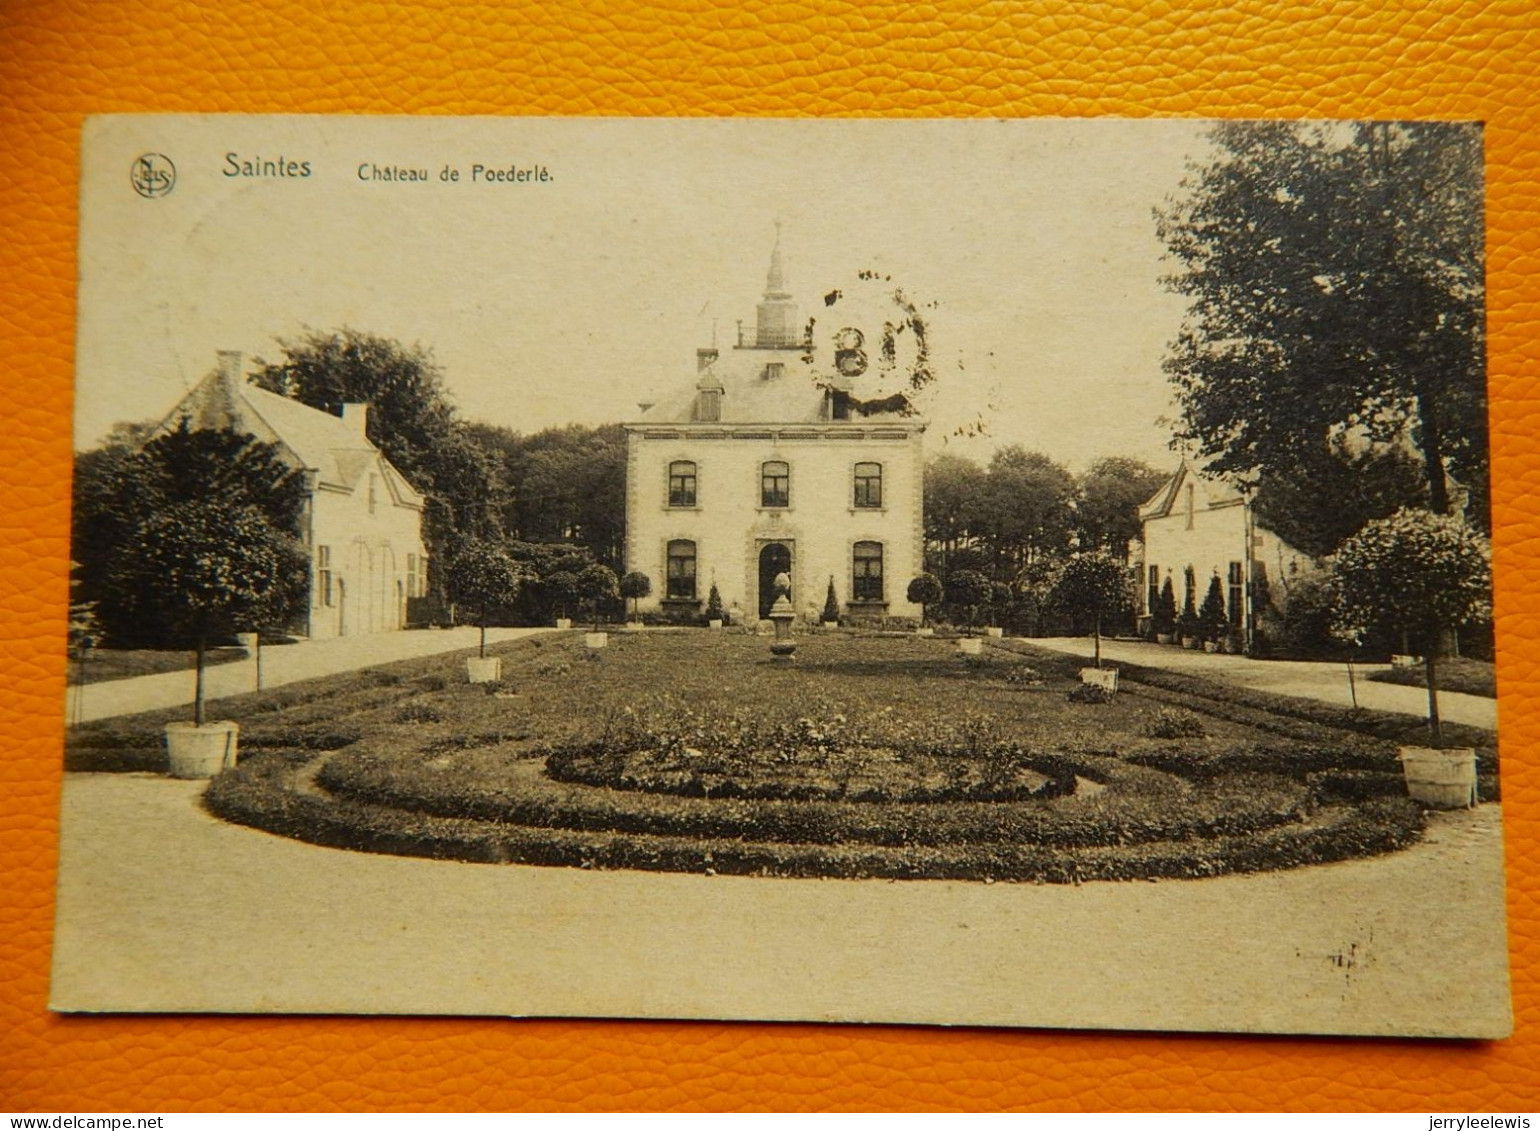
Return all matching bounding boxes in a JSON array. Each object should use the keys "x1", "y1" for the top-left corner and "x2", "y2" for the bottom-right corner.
[
  {"x1": 111, "y1": 499, "x2": 307, "y2": 722},
  {"x1": 1331, "y1": 509, "x2": 1491, "y2": 641},
  {"x1": 821, "y1": 577, "x2": 841, "y2": 623},
  {"x1": 945, "y1": 569, "x2": 991, "y2": 632},
  {"x1": 1075, "y1": 457, "x2": 1168, "y2": 557},
  {"x1": 906, "y1": 573, "x2": 943, "y2": 626},
  {"x1": 620, "y1": 570, "x2": 652, "y2": 622},
  {"x1": 252, "y1": 329, "x2": 508, "y2": 587},
  {"x1": 1251, "y1": 438, "x2": 1430, "y2": 558},
  {"x1": 466, "y1": 421, "x2": 627, "y2": 571},
  {"x1": 1158, "y1": 121, "x2": 1486, "y2": 527},
  {"x1": 1331, "y1": 508, "x2": 1491, "y2": 742},
  {"x1": 448, "y1": 540, "x2": 525, "y2": 654},
  {"x1": 576, "y1": 562, "x2": 620, "y2": 629},
  {"x1": 73, "y1": 421, "x2": 309, "y2": 648},
  {"x1": 1052, "y1": 552, "x2": 1132, "y2": 666}
]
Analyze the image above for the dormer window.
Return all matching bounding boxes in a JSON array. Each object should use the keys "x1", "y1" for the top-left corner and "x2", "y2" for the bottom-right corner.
[{"x1": 693, "y1": 388, "x2": 721, "y2": 422}]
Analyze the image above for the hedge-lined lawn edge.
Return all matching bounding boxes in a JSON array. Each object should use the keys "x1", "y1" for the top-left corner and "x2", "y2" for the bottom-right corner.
[
  {"x1": 315, "y1": 748, "x2": 1313, "y2": 849},
  {"x1": 206, "y1": 752, "x2": 1425, "y2": 884}
]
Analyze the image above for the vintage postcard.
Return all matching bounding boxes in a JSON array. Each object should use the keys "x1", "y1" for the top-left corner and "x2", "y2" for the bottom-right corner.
[{"x1": 52, "y1": 115, "x2": 1509, "y2": 1037}]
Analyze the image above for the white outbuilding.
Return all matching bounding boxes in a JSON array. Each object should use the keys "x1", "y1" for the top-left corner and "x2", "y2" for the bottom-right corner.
[{"x1": 153, "y1": 350, "x2": 430, "y2": 639}]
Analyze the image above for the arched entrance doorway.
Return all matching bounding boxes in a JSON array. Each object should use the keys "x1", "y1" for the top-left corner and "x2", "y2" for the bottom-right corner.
[{"x1": 758, "y1": 542, "x2": 792, "y2": 619}]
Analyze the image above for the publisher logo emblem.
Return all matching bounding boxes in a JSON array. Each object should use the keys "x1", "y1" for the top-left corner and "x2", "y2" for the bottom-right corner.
[{"x1": 130, "y1": 153, "x2": 176, "y2": 198}]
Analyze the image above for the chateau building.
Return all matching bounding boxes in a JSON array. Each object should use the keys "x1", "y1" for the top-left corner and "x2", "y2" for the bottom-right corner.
[
  {"x1": 153, "y1": 351, "x2": 429, "y2": 639},
  {"x1": 623, "y1": 238, "x2": 925, "y2": 622}
]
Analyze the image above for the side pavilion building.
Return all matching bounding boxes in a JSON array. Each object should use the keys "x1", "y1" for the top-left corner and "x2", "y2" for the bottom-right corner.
[
  {"x1": 153, "y1": 350, "x2": 430, "y2": 639},
  {"x1": 623, "y1": 240, "x2": 926, "y2": 623}
]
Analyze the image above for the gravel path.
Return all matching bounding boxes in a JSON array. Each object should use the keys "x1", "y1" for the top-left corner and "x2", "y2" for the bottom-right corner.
[
  {"x1": 64, "y1": 626, "x2": 554, "y2": 724},
  {"x1": 1030, "y1": 637, "x2": 1497, "y2": 731},
  {"x1": 51, "y1": 773, "x2": 1511, "y2": 1037}
]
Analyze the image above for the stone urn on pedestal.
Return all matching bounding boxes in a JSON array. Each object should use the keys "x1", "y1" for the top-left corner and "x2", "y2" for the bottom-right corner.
[{"x1": 768, "y1": 571, "x2": 797, "y2": 661}]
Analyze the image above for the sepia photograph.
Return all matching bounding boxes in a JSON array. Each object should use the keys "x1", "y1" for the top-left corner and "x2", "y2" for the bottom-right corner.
[{"x1": 51, "y1": 115, "x2": 1507, "y2": 1037}]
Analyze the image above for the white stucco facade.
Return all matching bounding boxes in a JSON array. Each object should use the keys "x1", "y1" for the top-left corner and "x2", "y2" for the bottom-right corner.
[
  {"x1": 154, "y1": 351, "x2": 429, "y2": 639},
  {"x1": 623, "y1": 240, "x2": 925, "y2": 623}
]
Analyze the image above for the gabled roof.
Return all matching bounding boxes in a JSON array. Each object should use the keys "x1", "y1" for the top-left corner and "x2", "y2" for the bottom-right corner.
[
  {"x1": 1138, "y1": 460, "x2": 1245, "y2": 521},
  {"x1": 155, "y1": 364, "x2": 425, "y2": 508}
]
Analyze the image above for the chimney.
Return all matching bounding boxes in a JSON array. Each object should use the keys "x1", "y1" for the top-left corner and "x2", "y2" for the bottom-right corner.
[
  {"x1": 341, "y1": 403, "x2": 369, "y2": 437},
  {"x1": 696, "y1": 347, "x2": 719, "y2": 371},
  {"x1": 216, "y1": 350, "x2": 243, "y2": 383}
]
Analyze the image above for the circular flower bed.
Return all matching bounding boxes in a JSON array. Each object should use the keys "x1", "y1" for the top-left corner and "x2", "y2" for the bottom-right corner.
[{"x1": 543, "y1": 733, "x2": 1080, "y2": 803}]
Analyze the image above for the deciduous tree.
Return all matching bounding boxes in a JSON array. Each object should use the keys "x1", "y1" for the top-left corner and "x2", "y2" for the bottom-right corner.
[
  {"x1": 1075, "y1": 457, "x2": 1168, "y2": 559},
  {"x1": 1052, "y1": 552, "x2": 1133, "y2": 668},
  {"x1": 111, "y1": 500, "x2": 307, "y2": 724},
  {"x1": 1331, "y1": 509, "x2": 1491, "y2": 744},
  {"x1": 1158, "y1": 122, "x2": 1485, "y2": 527},
  {"x1": 253, "y1": 330, "x2": 508, "y2": 589}
]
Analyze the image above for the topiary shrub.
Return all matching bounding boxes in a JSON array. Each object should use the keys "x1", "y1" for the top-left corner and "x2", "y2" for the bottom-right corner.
[
  {"x1": 1153, "y1": 576, "x2": 1178, "y2": 638},
  {"x1": 1199, "y1": 573, "x2": 1228, "y2": 643},
  {"x1": 1068, "y1": 682, "x2": 1114, "y2": 705},
  {"x1": 1142, "y1": 707, "x2": 1207, "y2": 739},
  {"x1": 906, "y1": 573, "x2": 943, "y2": 626},
  {"x1": 821, "y1": 576, "x2": 841, "y2": 624},
  {"x1": 619, "y1": 570, "x2": 651, "y2": 623}
]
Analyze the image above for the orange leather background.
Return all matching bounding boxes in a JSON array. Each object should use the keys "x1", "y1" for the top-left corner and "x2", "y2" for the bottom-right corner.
[{"x1": 4, "y1": 0, "x2": 1538, "y2": 1112}]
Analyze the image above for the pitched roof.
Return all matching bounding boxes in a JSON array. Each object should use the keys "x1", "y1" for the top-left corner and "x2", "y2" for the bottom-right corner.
[
  {"x1": 155, "y1": 365, "x2": 425, "y2": 507},
  {"x1": 1138, "y1": 460, "x2": 1245, "y2": 521},
  {"x1": 634, "y1": 346, "x2": 821, "y2": 424}
]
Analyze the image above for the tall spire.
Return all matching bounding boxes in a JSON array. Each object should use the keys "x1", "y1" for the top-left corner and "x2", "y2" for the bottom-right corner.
[
  {"x1": 764, "y1": 219, "x2": 790, "y2": 299},
  {"x1": 754, "y1": 222, "x2": 799, "y2": 348}
]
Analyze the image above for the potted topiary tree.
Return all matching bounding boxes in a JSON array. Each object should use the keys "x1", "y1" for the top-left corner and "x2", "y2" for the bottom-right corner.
[
  {"x1": 619, "y1": 570, "x2": 651, "y2": 630},
  {"x1": 1178, "y1": 565, "x2": 1201, "y2": 648},
  {"x1": 821, "y1": 576, "x2": 841, "y2": 629},
  {"x1": 577, "y1": 562, "x2": 620, "y2": 648},
  {"x1": 544, "y1": 568, "x2": 580, "y2": 630},
  {"x1": 985, "y1": 580, "x2": 1012, "y2": 638},
  {"x1": 907, "y1": 573, "x2": 942, "y2": 636},
  {"x1": 118, "y1": 499, "x2": 306, "y2": 778},
  {"x1": 705, "y1": 582, "x2": 725, "y2": 629},
  {"x1": 1052, "y1": 551, "x2": 1132, "y2": 686},
  {"x1": 1332, "y1": 508, "x2": 1492, "y2": 808},
  {"x1": 947, "y1": 569, "x2": 991, "y2": 654},
  {"x1": 448, "y1": 539, "x2": 524, "y2": 683},
  {"x1": 1153, "y1": 575, "x2": 1178, "y2": 644},
  {"x1": 1199, "y1": 572, "x2": 1228, "y2": 652}
]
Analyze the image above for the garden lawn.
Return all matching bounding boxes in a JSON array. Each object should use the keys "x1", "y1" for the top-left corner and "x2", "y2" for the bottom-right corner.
[
  {"x1": 68, "y1": 631, "x2": 1459, "y2": 882},
  {"x1": 1367, "y1": 656, "x2": 1496, "y2": 699}
]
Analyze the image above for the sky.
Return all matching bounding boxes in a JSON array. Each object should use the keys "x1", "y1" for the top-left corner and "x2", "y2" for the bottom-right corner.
[{"x1": 76, "y1": 116, "x2": 1210, "y2": 472}]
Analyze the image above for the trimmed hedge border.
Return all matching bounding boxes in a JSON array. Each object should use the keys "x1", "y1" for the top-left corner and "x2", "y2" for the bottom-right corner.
[
  {"x1": 315, "y1": 747, "x2": 1314, "y2": 849},
  {"x1": 205, "y1": 753, "x2": 1426, "y2": 883}
]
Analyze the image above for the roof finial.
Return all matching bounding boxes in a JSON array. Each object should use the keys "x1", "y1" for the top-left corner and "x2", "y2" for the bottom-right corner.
[{"x1": 765, "y1": 220, "x2": 788, "y2": 298}]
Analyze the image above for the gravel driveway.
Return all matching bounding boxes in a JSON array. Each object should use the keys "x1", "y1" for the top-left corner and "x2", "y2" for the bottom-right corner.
[{"x1": 51, "y1": 773, "x2": 1511, "y2": 1038}]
